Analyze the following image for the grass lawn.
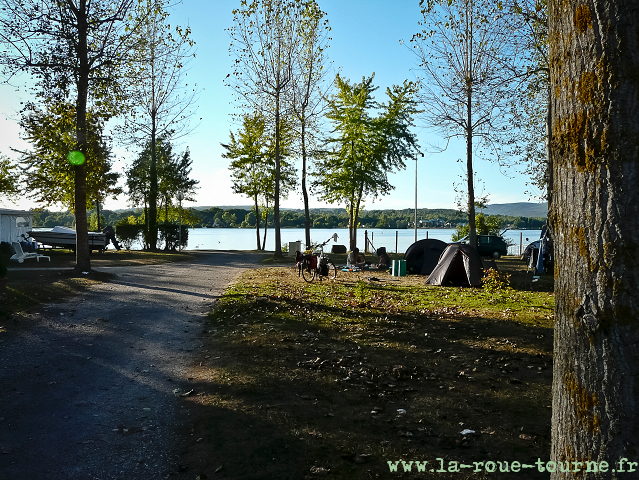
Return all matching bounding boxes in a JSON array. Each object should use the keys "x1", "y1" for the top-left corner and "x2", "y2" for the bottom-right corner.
[{"x1": 182, "y1": 255, "x2": 555, "y2": 479}]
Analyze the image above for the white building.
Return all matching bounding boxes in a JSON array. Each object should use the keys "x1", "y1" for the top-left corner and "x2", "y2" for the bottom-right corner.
[{"x1": 0, "y1": 209, "x2": 34, "y2": 245}]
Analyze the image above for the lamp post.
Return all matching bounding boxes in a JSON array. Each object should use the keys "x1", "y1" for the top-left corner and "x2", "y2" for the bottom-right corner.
[
  {"x1": 177, "y1": 191, "x2": 184, "y2": 252},
  {"x1": 414, "y1": 152, "x2": 424, "y2": 243}
]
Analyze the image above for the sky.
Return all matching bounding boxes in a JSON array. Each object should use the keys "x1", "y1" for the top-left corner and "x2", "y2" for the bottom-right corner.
[{"x1": 0, "y1": 0, "x2": 542, "y2": 213}]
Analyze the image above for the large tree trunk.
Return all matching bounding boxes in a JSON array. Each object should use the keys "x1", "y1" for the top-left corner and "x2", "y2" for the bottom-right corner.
[
  {"x1": 74, "y1": 2, "x2": 90, "y2": 273},
  {"x1": 546, "y1": 83, "x2": 554, "y2": 211},
  {"x1": 254, "y1": 194, "x2": 261, "y2": 251},
  {"x1": 262, "y1": 204, "x2": 268, "y2": 252},
  {"x1": 549, "y1": 1, "x2": 639, "y2": 477},
  {"x1": 143, "y1": 201, "x2": 149, "y2": 250}
]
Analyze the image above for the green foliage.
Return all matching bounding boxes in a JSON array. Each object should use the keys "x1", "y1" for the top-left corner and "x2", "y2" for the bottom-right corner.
[
  {"x1": 482, "y1": 268, "x2": 512, "y2": 304},
  {"x1": 0, "y1": 0, "x2": 151, "y2": 270},
  {"x1": 16, "y1": 101, "x2": 121, "y2": 211},
  {"x1": 482, "y1": 268, "x2": 511, "y2": 292},
  {"x1": 222, "y1": 212, "x2": 238, "y2": 227},
  {"x1": 452, "y1": 213, "x2": 503, "y2": 241},
  {"x1": 116, "y1": 215, "x2": 144, "y2": 227},
  {"x1": 127, "y1": 136, "x2": 198, "y2": 209},
  {"x1": 354, "y1": 280, "x2": 369, "y2": 302},
  {"x1": 30, "y1": 205, "x2": 546, "y2": 233},
  {"x1": 126, "y1": 135, "x2": 198, "y2": 249},
  {"x1": 115, "y1": 224, "x2": 145, "y2": 250},
  {"x1": 227, "y1": 0, "x2": 313, "y2": 255},
  {"x1": 313, "y1": 74, "x2": 419, "y2": 249},
  {"x1": 223, "y1": 113, "x2": 296, "y2": 248},
  {"x1": 88, "y1": 212, "x2": 106, "y2": 231},
  {"x1": 37, "y1": 210, "x2": 76, "y2": 228},
  {"x1": 0, "y1": 155, "x2": 20, "y2": 200},
  {"x1": 158, "y1": 224, "x2": 188, "y2": 251},
  {"x1": 223, "y1": 113, "x2": 296, "y2": 208}
]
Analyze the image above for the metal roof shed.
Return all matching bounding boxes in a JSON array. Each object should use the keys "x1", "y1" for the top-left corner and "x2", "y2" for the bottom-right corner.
[{"x1": 0, "y1": 209, "x2": 34, "y2": 245}]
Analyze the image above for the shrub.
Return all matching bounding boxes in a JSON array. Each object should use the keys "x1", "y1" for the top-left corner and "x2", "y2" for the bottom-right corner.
[
  {"x1": 158, "y1": 224, "x2": 189, "y2": 251},
  {"x1": 115, "y1": 224, "x2": 144, "y2": 250},
  {"x1": 482, "y1": 268, "x2": 511, "y2": 304}
]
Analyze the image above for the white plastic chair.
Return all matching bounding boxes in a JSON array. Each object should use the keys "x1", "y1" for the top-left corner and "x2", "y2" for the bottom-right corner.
[{"x1": 10, "y1": 242, "x2": 50, "y2": 263}]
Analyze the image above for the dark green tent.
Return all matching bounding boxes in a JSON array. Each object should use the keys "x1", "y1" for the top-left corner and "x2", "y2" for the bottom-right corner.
[
  {"x1": 425, "y1": 243, "x2": 483, "y2": 287},
  {"x1": 404, "y1": 238, "x2": 448, "y2": 275}
]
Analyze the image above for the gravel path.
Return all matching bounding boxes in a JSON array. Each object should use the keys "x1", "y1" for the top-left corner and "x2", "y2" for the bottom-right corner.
[{"x1": 0, "y1": 251, "x2": 264, "y2": 479}]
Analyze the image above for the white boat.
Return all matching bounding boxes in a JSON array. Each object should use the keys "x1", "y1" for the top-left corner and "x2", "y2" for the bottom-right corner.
[{"x1": 28, "y1": 226, "x2": 107, "y2": 251}]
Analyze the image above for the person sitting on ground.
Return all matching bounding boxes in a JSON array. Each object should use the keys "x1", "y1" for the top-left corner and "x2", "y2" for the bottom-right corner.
[
  {"x1": 347, "y1": 247, "x2": 366, "y2": 268},
  {"x1": 375, "y1": 247, "x2": 391, "y2": 270}
]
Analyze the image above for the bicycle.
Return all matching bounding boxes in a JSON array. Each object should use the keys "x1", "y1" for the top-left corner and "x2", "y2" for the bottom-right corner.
[{"x1": 295, "y1": 234, "x2": 338, "y2": 282}]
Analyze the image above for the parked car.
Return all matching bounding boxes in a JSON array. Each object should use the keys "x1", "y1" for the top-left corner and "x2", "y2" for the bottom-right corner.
[{"x1": 459, "y1": 234, "x2": 508, "y2": 258}]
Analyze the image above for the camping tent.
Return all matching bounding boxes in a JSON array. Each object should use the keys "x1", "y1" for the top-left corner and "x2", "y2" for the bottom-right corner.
[
  {"x1": 404, "y1": 238, "x2": 448, "y2": 275},
  {"x1": 425, "y1": 243, "x2": 483, "y2": 287},
  {"x1": 0, "y1": 209, "x2": 33, "y2": 245}
]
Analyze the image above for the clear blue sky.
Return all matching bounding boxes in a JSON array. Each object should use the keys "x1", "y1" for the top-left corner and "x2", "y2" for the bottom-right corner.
[{"x1": 0, "y1": 0, "x2": 541, "y2": 212}]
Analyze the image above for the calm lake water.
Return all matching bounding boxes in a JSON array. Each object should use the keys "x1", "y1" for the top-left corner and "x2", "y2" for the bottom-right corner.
[{"x1": 184, "y1": 227, "x2": 543, "y2": 255}]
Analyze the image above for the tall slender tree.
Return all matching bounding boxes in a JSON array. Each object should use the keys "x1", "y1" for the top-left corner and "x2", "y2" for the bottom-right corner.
[
  {"x1": 549, "y1": 1, "x2": 639, "y2": 477},
  {"x1": 0, "y1": 0, "x2": 142, "y2": 272},
  {"x1": 227, "y1": 0, "x2": 311, "y2": 257},
  {"x1": 223, "y1": 113, "x2": 296, "y2": 251},
  {"x1": 119, "y1": 0, "x2": 198, "y2": 251},
  {"x1": 410, "y1": 0, "x2": 522, "y2": 250},
  {"x1": 223, "y1": 113, "x2": 269, "y2": 250},
  {"x1": 314, "y1": 74, "x2": 418, "y2": 251},
  {"x1": 290, "y1": 0, "x2": 332, "y2": 250},
  {"x1": 126, "y1": 135, "x2": 198, "y2": 249}
]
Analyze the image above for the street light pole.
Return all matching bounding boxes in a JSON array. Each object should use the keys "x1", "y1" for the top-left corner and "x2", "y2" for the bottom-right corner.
[
  {"x1": 177, "y1": 191, "x2": 184, "y2": 252},
  {"x1": 414, "y1": 152, "x2": 423, "y2": 243}
]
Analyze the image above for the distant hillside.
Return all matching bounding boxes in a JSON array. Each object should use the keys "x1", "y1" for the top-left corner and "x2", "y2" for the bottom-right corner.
[
  {"x1": 193, "y1": 205, "x2": 346, "y2": 214},
  {"x1": 191, "y1": 203, "x2": 547, "y2": 217},
  {"x1": 482, "y1": 202, "x2": 547, "y2": 218},
  {"x1": 192, "y1": 205, "x2": 252, "y2": 211},
  {"x1": 111, "y1": 202, "x2": 546, "y2": 218}
]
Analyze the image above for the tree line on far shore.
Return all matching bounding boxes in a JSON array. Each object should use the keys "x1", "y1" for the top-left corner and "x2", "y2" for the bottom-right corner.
[{"x1": 32, "y1": 206, "x2": 546, "y2": 232}]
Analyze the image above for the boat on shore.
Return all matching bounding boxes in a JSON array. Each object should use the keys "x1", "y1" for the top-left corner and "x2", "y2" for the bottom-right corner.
[{"x1": 28, "y1": 226, "x2": 107, "y2": 251}]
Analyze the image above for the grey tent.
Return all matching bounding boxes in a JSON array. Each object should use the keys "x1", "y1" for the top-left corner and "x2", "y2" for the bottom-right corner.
[
  {"x1": 425, "y1": 243, "x2": 483, "y2": 287},
  {"x1": 404, "y1": 238, "x2": 448, "y2": 275}
]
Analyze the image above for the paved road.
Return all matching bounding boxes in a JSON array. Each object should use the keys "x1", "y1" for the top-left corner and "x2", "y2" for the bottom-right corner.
[{"x1": 0, "y1": 251, "x2": 264, "y2": 480}]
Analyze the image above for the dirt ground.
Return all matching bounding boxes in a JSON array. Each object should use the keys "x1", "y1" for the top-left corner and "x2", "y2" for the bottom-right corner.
[
  {"x1": 173, "y1": 261, "x2": 554, "y2": 480},
  {"x1": 0, "y1": 251, "x2": 555, "y2": 480},
  {"x1": 0, "y1": 251, "x2": 265, "y2": 480}
]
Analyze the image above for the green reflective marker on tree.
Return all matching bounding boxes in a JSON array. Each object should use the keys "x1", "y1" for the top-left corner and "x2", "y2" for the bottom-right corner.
[{"x1": 67, "y1": 151, "x2": 85, "y2": 165}]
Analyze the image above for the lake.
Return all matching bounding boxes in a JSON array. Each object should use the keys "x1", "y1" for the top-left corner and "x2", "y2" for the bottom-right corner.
[{"x1": 184, "y1": 227, "x2": 543, "y2": 256}]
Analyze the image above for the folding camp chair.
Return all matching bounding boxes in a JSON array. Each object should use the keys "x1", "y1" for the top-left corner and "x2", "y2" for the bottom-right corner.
[{"x1": 10, "y1": 242, "x2": 50, "y2": 263}]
